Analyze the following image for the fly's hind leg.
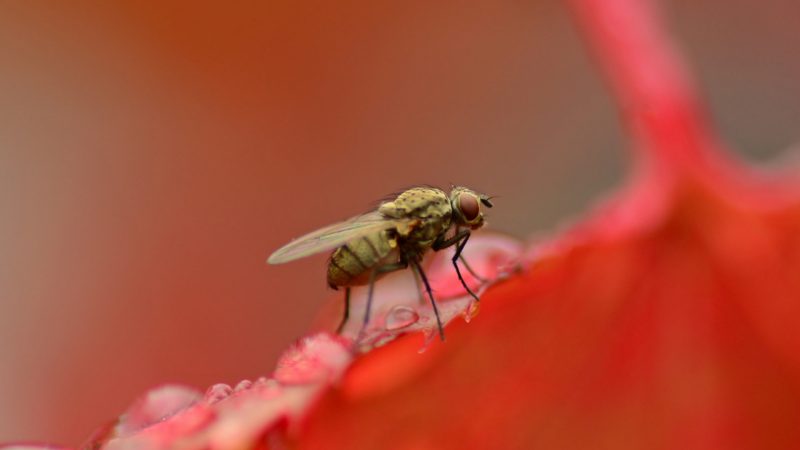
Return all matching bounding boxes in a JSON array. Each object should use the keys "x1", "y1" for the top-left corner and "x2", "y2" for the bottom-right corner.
[
  {"x1": 358, "y1": 261, "x2": 408, "y2": 339},
  {"x1": 411, "y1": 266, "x2": 426, "y2": 305},
  {"x1": 411, "y1": 260, "x2": 446, "y2": 341},
  {"x1": 335, "y1": 287, "x2": 351, "y2": 334}
]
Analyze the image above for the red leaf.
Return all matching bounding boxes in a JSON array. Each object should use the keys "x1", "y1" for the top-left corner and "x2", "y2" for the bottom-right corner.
[{"x1": 287, "y1": 1, "x2": 800, "y2": 449}]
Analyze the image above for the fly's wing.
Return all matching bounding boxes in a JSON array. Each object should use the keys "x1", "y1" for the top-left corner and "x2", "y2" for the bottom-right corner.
[{"x1": 267, "y1": 211, "x2": 404, "y2": 264}]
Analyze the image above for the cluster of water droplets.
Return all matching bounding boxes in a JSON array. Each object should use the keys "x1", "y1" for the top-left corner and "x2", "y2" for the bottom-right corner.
[
  {"x1": 89, "y1": 278, "x2": 504, "y2": 447},
  {"x1": 77, "y1": 333, "x2": 352, "y2": 450}
]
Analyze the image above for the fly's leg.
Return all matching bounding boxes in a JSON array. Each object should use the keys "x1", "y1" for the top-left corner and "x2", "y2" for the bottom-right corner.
[
  {"x1": 433, "y1": 229, "x2": 482, "y2": 302},
  {"x1": 459, "y1": 254, "x2": 487, "y2": 284},
  {"x1": 411, "y1": 265, "x2": 426, "y2": 305},
  {"x1": 411, "y1": 260, "x2": 446, "y2": 341},
  {"x1": 360, "y1": 261, "x2": 408, "y2": 338},
  {"x1": 335, "y1": 287, "x2": 351, "y2": 334},
  {"x1": 452, "y1": 232, "x2": 482, "y2": 302}
]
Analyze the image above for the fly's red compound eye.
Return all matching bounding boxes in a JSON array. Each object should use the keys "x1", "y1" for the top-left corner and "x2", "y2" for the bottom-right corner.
[{"x1": 459, "y1": 193, "x2": 480, "y2": 222}]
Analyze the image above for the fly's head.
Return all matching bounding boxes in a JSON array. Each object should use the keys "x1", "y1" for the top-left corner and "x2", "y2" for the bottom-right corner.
[{"x1": 449, "y1": 187, "x2": 493, "y2": 230}]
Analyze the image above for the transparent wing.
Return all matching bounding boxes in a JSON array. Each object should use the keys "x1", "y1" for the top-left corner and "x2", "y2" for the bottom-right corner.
[{"x1": 267, "y1": 211, "x2": 404, "y2": 264}]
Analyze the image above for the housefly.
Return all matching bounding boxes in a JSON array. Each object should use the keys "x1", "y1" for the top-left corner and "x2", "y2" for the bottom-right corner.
[{"x1": 267, "y1": 186, "x2": 493, "y2": 341}]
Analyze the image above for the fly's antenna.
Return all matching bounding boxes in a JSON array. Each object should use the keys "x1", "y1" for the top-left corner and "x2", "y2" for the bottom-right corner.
[{"x1": 481, "y1": 193, "x2": 496, "y2": 208}]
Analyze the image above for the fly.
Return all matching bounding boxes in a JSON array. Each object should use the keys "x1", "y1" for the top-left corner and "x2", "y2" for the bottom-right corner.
[{"x1": 267, "y1": 186, "x2": 493, "y2": 341}]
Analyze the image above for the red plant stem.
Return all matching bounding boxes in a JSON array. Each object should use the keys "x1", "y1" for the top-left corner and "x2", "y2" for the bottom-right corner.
[{"x1": 568, "y1": 0, "x2": 724, "y2": 181}]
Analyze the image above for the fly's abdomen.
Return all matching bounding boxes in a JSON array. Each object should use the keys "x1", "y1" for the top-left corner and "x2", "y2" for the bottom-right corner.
[{"x1": 327, "y1": 232, "x2": 397, "y2": 288}]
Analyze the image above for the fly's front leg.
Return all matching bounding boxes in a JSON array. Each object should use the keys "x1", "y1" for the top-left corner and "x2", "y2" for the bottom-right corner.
[
  {"x1": 432, "y1": 228, "x2": 469, "y2": 251},
  {"x1": 433, "y1": 229, "x2": 482, "y2": 302},
  {"x1": 458, "y1": 254, "x2": 487, "y2": 284}
]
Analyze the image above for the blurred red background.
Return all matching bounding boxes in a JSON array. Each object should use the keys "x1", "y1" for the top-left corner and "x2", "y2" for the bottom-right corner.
[{"x1": 0, "y1": 0, "x2": 798, "y2": 445}]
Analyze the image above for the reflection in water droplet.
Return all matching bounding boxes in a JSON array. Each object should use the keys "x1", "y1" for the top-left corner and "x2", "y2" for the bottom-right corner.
[
  {"x1": 117, "y1": 384, "x2": 202, "y2": 435},
  {"x1": 204, "y1": 383, "x2": 233, "y2": 404},
  {"x1": 385, "y1": 305, "x2": 420, "y2": 330}
]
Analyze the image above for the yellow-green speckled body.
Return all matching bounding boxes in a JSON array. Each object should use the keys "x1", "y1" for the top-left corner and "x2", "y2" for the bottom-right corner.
[
  {"x1": 326, "y1": 187, "x2": 453, "y2": 288},
  {"x1": 379, "y1": 187, "x2": 453, "y2": 247},
  {"x1": 327, "y1": 230, "x2": 398, "y2": 287}
]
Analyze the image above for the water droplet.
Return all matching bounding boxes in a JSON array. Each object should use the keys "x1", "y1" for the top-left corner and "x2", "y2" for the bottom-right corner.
[
  {"x1": 417, "y1": 328, "x2": 437, "y2": 354},
  {"x1": 274, "y1": 333, "x2": 352, "y2": 384},
  {"x1": 250, "y1": 377, "x2": 281, "y2": 397},
  {"x1": 204, "y1": 383, "x2": 233, "y2": 404},
  {"x1": 234, "y1": 379, "x2": 253, "y2": 392},
  {"x1": 463, "y1": 300, "x2": 480, "y2": 323},
  {"x1": 117, "y1": 384, "x2": 202, "y2": 435},
  {"x1": 253, "y1": 376, "x2": 271, "y2": 388},
  {"x1": 385, "y1": 305, "x2": 420, "y2": 330}
]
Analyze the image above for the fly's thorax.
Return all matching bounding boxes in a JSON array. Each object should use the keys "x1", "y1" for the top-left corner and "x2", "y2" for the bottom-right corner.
[
  {"x1": 379, "y1": 187, "x2": 450, "y2": 220},
  {"x1": 379, "y1": 187, "x2": 453, "y2": 243},
  {"x1": 327, "y1": 230, "x2": 398, "y2": 288}
]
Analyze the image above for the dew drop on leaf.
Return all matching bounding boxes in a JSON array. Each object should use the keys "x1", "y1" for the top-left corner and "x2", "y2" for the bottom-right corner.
[
  {"x1": 116, "y1": 384, "x2": 202, "y2": 435},
  {"x1": 417, "y1": 328, "x2": 438, "y2": 354},
  {"x1": 462, "y1": 300, "x2": 480, "y2": 323},
  {"x1": 233, "y1": 379, "x2": 253, "y2": 392},
  {"x1": 204, "y1": 383, "x2": 233, "y2": 404},
  {"x1": 273, "y1": 333, "x2": 352, "y2": 385},
  {"x1": 385, "y1": 305, "x2": 420, "y2": 330}
]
